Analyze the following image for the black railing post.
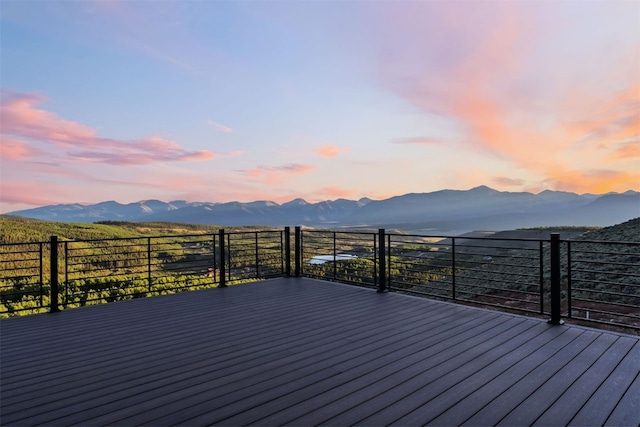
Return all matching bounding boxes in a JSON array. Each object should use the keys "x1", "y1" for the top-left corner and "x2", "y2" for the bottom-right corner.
[
  {"x1": 567, "y1": 240, "x2": 572, "y2": 319},
  {"x1": 64, "y1": 241, "x2": 68, "y2": 306},
  {"x1": 548, "y1": 233, "x2": 564, "y2": 325},
  {"x1": 377, "y1": 229, "x2": 387, "y2": 293},
  {"x1": 39, "y1": 243, "x2": 44, "y2": 306},
  {"x1": 219, "y1": 229, "x2": 227, "y2": 288},
  {"x1": 284, "y1": 227, "x2": 291, "y2": 277},
  {"x1": 294, "y1": 226, "x2": 301, "y2": 277},
  {"x1": 49, "y1": 236, "x2": 60, "y2": 313}
]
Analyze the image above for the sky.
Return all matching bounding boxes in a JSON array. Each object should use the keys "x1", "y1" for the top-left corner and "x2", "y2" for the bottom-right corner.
[{"x1": 1, "y1": 0, "x2": 639, "y2": 212}]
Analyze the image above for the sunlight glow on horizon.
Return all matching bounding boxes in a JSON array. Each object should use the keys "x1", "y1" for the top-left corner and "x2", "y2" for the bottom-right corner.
[{"x1": 0, "y1": 1, "x2": 638, "y2": 213}]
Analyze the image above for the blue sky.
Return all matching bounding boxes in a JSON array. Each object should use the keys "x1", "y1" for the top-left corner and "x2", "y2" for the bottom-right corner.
[{"x1": 1, "y1": 0, "x2": 638, "y2": 212}]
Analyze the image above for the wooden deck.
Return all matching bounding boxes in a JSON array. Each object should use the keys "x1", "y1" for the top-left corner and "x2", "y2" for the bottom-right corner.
[{"x1": 1, "y1": 277, "x2": 639, "y2": 426}]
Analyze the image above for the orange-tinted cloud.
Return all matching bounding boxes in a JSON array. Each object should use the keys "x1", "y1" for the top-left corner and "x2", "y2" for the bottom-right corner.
[
  {"x1": 0, "y1": 91, "x2": 215, "y2": 165},
  {"x1": 374, "y1": 2, "x2": 639, "y2": 193},
  {"x1": 608, "y1": 140, "x2": 640, "y2": 160},
  {"x1": 492, "y1": 177, "x2": 525, "y2": 187},
  {"x1": 544, "y1": 169, "x2": 640, "y2": 194},
  {"x1": 241, "y1": 163, "x2": 316, "y2": 185},
  {"x1": 316, "y1": 186, "x2": 353, "y2": 199},
  {"x1": 314, "y1": 144, "x2": 349, "y2": 158}
]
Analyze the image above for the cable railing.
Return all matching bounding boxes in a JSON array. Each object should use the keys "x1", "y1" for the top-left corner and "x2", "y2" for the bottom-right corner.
[
  {"x1": 0, "y1": 229, "x2": 287, "y2": 314},
  {"x1": 0, "y1": 242, "x2": 47, "y2": 314},
  {"x1": 1, "y1": 227, "x2": 638, "y2": 332},
  {"x1": 566, "y1": 239, "x2": 640, "y2": 330},
  {"x1": 386, "y1": 234, "x2": 546, "y2": 315},
  {"x1": 299, "y1": 230, "x2": 379, "y2": 288}
]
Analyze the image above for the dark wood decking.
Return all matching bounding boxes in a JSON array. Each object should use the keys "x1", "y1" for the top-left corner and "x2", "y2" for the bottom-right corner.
[{"x1": 1, "y1": 278, "x2": 639, "y2": 426}]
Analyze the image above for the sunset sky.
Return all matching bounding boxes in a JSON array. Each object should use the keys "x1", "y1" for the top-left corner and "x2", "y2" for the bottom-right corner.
[{"x1": 1, "y1": 0, "x2": 639, "y2": 212}]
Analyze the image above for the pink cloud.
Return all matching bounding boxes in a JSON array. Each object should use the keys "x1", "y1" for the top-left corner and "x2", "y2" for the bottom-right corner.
[
  {"x1": 0, "y1": 138, "x2": 44, "y2": 159},
  {"x1": 226, "y1": 150, "x2": 246, "y2": 157},
  {"x1": 0, "y1": 180, "x2": 77, "y2": 207},
  {"x1": 316, "y1": 186, "x2": 353, "y2": 199},
  {"x1": 314, "y1": 144, "x2": 349, "y2": 158},
  {"x1": 0, "y1": 91, "x2": 215, "y2": 165},
  {"x1": 241, "y1": 163, "x2": 316, "y2": 185},
  {"x1": 372, "y1": 2, "x2": 639, "y2": 193},
  {"x1": 608, "y1": 140, "x2": 640, "y2": 160},
  {"x1": 207, "y1": 120, "x2": 234, "y2": 133},
  {"x1": 492, "y1": 177, "x2": 526, "y2": 187}
]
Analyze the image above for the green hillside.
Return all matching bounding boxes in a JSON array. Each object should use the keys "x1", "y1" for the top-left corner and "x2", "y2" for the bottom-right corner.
[{"x1": 0, "y1": 216, "x2": 244, "y2": 244}]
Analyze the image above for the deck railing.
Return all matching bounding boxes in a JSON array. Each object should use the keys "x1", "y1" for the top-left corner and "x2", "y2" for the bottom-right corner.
[{"x1": 1, "y1": 227, "x2": 638, "y2": 331}]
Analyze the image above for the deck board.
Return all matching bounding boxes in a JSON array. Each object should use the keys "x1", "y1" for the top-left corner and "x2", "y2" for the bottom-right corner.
[{"x1": 1, "y1": 277, "x2": 639, "y2": 426}]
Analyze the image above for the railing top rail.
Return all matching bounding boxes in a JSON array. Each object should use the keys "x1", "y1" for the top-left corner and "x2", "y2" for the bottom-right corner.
[
  {"x1": 563, "y1": 238, "x2": 640, "y2": 246},
  {"x1": 386, "y1": 233, "x2": 552, "y2": 243},
  {"x1": 57, "y1": 233, "x2": 216, "y2": 243},
  {"x1": 224, "y1": 229, "x2": 283, "y2": 236},
  {"x1": 302, "y1": 229, "x2": 377, "y2": 236}
]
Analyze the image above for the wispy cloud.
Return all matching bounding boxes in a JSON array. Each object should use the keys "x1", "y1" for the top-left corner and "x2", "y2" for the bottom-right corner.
[
  {"x1": 0, "y1": 138, "x2": 44, "y2": 159},
  {"x1": 314, "y1": 144, "x2": 349, "y2": 158},
  {"x1": 607, "y1": 140, "x2": 640, "y2": 159},
  {"x1": 316, "y1": 186, "x2": 353, "y2": 199},
  {"x1": 0, "y1": 180, "x2": 77, "y2": 207},
  {"x1": 207, "y1": 120, "x2": 234, "y2": 134},
  {"x1": 372, "y1": 2, "x2": 639, "y2": 193},
  {"x1": 0, "y1": 91, "x2": 215, "y2": 165},
  {"x1": 241, "y1": 163, "x2": 315, "y2": 185},
  {"x1": 391, "y1": 137, "x2": 442, "y2": 146},
  {"x1": 492, "y1": 177, "x2": 525, "y2": 187},
  {"x1": 544, "y1": 169, "x2": 640, "y2": 195}
]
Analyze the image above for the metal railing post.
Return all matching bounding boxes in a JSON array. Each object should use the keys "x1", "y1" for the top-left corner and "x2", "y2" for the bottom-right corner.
[
  {"x1": 49, "y1": 236, "x2": 60, "y2": 313},
  {"x1": 294, "y1": 226, "x2": 301, "y2": 277},
  {"x1": 64, "y1": 241, "x2": 69, "y2": 306},
  {"x1": 284, "y1": 227, "x2": 291, "y2": 277},
  {"x1": 377, "y1": 229, "x2": 387, "y2": 293},
  {"x1": 39, "y1": 243, "x2": 44, "y2": 306},
  {"x1": 219, "y1": 229, "x2": 227, "y2": 287},
  {"x1": 567, "y1": 241, "x2": 572, "y2": 319},
  {"x1": 548, "y1": 233, "x2": 564, "y2": 325}
]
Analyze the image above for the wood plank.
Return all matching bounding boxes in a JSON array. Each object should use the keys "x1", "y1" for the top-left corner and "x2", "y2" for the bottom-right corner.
[
  {"x1": 506, "y1": 335, "x2": 638, "y2": 426},
  {"x1": 461, "y1": 331, "x2": 617, "y2": 426},
  {"x1": 569, "y1": 339, "x2": 640, "y2": 426},
  {"x1": 1, "y1": 277, "x2": 638, "y2": 427}
]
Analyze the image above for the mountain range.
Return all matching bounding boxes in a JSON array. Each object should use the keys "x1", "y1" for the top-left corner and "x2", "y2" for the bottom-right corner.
[{"x1": 5, "y1": 186, "x2": 639, "y2": 234}]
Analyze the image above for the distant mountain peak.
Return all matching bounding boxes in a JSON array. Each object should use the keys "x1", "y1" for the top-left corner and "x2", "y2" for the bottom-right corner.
[
  {"x1": 282, "y1": 198, "x2": 308, "y2": 207},
  {"x1": 469, "y1": 185, "x2": 499, "y2": 193}
]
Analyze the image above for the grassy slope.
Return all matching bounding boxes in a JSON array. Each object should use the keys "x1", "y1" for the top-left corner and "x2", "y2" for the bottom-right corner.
[{"x1": 0, "y1": 216, "x2": 232, "y2": 244}]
